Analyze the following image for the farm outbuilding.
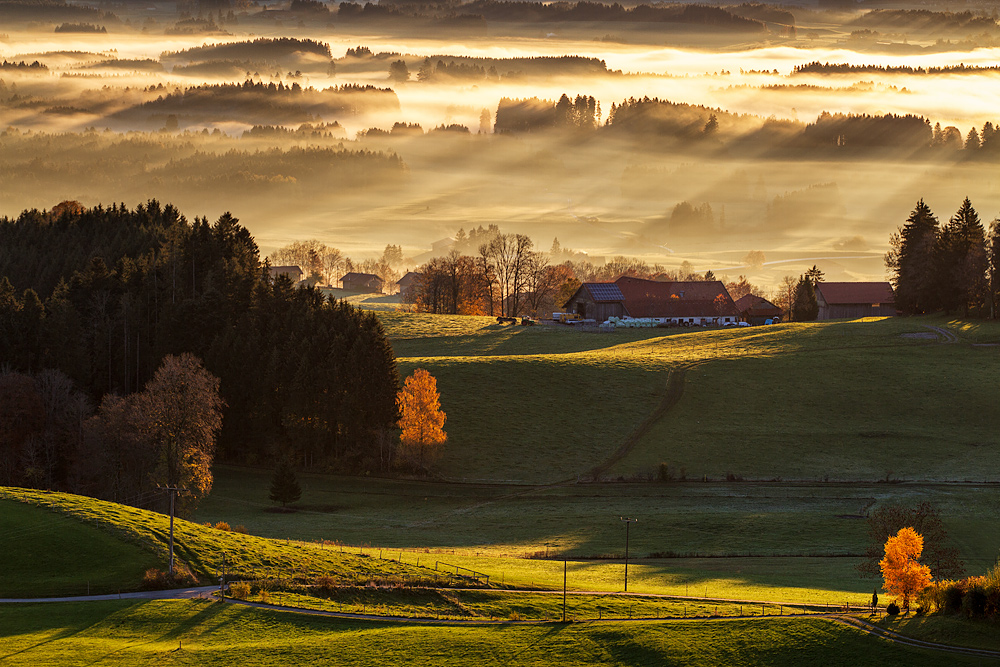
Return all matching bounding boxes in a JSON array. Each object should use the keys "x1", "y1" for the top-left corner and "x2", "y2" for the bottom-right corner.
[
  {"x1": 815, "y1": 282, "x2": 896, "y2": 320},
  {"x1": 396, "y1": 271, "x2": 422, "y2": 296},
  {"x1": 734, "y1": 294, "x2": 783, "y2": 325},
  {"x1": 267, "y1": 265, "x2": 304, "y2": 284},
  {"x1": 563, "y1": 283, "x2": 628, "y2": 322},
  {"x1": 341, "y1": 272, "x2": 384, "y2": 293}
]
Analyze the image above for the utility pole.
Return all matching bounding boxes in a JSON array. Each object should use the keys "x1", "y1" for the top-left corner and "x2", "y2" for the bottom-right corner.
[
  {"x1": 563, "y1": 559, "x2": 567, "y2": 622},
  {"x1": 620, "y1": 517, "x2": 638, "y2": 592},
  {"x1": 158, "y1": 485, "x2": 187, "y2": 575},
  {"x1": 219, "y1": 553, "x2": 227, "y2": 600}
]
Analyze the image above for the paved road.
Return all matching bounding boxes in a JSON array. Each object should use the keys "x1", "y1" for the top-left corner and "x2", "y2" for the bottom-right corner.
[{"x1": 0, "y1": 586, "x2": 218, "y2": 603}]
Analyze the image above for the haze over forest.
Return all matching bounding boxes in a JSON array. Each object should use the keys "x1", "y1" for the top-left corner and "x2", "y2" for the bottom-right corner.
[{"x1": 4, "y1": 0, "x2": 1000, "y2": 287}]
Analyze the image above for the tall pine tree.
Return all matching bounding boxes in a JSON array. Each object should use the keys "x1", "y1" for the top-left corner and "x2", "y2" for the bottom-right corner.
[
  {"x1": 886, "y1": 200, "x2": 940, "y2": 315},
  {"x1": 935, "y1": 198, "x2": 987, "y2": 315},
  {"x1": 792, "y1": 276, "x2": 818, "y2": 321}
]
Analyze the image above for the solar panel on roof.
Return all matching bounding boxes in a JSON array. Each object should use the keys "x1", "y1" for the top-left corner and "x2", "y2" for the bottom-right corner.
[{"x1": 586, "y1": 283, "x2": 624, "y2": 302}]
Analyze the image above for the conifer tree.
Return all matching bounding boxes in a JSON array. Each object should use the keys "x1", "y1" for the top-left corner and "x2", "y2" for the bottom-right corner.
[
  {"x1": 886, "y1": 200, "x2": 940, "y2": 314},
  {"x1": 792, "y1": 276, "x2": 818, "y2": 321},
  {"x1": 935, "y1": 198, "x2": 987, "y2": 315},
  {"x1": 269, "y1": 458, "x2": 301, "y2": 507}
]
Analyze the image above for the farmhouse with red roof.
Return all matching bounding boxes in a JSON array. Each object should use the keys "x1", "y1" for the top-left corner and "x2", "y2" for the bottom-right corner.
[{"x1": 563, "y1": 275, "x2": 739, "y2": 325}]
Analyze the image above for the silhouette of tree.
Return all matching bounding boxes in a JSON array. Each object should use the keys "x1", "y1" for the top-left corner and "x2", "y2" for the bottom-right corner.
[
  {"x1": 886, "y1": 200, "x2": 940, "y2": 314},
  {"x1": 269, "y1": 458, "x2": 302, "y2": 507},
  {"x1": 388, "y1": 59, "x2": 409, "y2": 84}
]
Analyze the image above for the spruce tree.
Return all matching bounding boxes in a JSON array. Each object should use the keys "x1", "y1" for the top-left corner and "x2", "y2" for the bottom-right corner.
[
  {"x1": 269, "y1": 458, "x2": 302, "y2": 507},
  {"x1": 936, "y1": 198, "x2": 988, "y2": 315},
  {"x1": 886, "y1": 200, "x2": 939, "y2": 314},
  {"x1": 792, "y1": 276, "x2": 818, "y2": 321}
]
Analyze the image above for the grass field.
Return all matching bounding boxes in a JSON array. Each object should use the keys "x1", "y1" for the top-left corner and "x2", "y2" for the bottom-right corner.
[
  {"x1": 197, "y1": 466, "x2": 1000, "y2": 602},
  {"x1": 378, "y1": 313, "x2": 1000, "y2": 484},
  {"x1": 0, "y1": 600, "x2": 992, "y2": 666},
  {"x1": 250, "y1": 588, "x2": 818, "y2": 621},
  {"x1": 0, "y1": 490, "x2": 436, "y2": 596},
  {"x1": 0, "y1": 499, "x2": 160, "y2": 598}
]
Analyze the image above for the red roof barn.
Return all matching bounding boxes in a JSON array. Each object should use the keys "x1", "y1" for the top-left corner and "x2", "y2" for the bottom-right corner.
[
  {"x1": 815, "y1": 282, "x2": 896, "y2": 320},
  {"x1": 734, "y1": 294, "x2": 783, "y2": 325}
]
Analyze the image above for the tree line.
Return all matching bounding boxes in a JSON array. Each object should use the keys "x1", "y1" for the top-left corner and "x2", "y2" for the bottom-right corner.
[
  {"x1": 0, "y1": 201, "x2": 399, "y2": 502},
  {"x1": 886, "y1": 198, "x2": 1000, "y2": 317},
  {"x1": 336, "y1": 0, "x2": 767, "y2": 31},
  {"x1": 405, "y1": 226, "x2": 771, "y2": 318},
  {"x1": 491, "y1": 93, "x2": 1000, "y2": 160}
]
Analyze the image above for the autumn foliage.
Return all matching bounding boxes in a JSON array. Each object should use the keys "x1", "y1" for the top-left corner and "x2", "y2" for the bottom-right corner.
[
  {"x1": 880, "y1": 527, "x2": 932, "y2": 611},
  {"x1": 397, "y1": 369, "x2": 446, "y2": 470}
]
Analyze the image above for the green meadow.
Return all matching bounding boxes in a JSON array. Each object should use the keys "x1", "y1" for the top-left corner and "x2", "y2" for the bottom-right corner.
[
  {"x1": 0, "y1": 600, "x2": 992, "y2": 666},
  {"x1": 4, "y1": 313, "x2": 1000, "y2": 662},
  {"x1": 381, "y1": 314, "x2": 1000, "y2": 484}
]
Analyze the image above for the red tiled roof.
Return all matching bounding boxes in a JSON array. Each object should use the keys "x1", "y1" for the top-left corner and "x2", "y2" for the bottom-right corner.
[
  {"x1": 816, "y1": 282, "x2": 894, "y2": 305},
  {"x1": 613, "y1": 276, "x2": 740, "y2": 318},
  {"x1": 735, "y1": 294, "x2": 781, "y2": 315}
]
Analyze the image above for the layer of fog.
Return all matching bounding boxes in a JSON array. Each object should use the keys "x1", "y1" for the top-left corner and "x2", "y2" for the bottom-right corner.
[{"x1": 4, "y1": 28, "x2": 1000, "y2": 286}]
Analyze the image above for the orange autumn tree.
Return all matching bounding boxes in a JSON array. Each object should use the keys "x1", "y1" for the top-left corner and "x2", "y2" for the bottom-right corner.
[
  {"x1": 397, "y1": 368, "x2": 446, "y2": 470},
  {"x1": 880, "y1": 527, "x2": 932, "y2": 611}
]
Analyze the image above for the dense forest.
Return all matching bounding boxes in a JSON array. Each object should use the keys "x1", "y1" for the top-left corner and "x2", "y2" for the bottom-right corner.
[{"x1": 0, "y1": 201, "x2": 400, "y2": 498}]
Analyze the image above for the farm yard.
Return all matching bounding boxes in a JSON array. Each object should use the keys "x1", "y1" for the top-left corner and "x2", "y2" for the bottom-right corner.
[{"x1": 2, "y1": 313, "x2": 999, "y2": 663}]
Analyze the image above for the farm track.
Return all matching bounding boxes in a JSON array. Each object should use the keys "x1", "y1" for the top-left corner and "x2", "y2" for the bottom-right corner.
[
  {"x1": 581, "y1": 363, "x2": 692, "y2": 482},
  {"x1": 923, "y1": 325, "x2": 960, "y2": 344},
  {"x1": 830, "y1": 615, "x2": 1000, "y2": 659}
]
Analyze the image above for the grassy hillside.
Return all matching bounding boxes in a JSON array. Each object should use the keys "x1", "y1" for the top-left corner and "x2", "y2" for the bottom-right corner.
[
  {"x1": 0, "y1": 600, "x2": 991, "y2": 666},
  {"x1": 0, "y1": 489, "x2": 439, "y2": 595},
  {"x1": 0, "y1": 499, "x2": 160, "y2": 597},
  {"x1": 379, "y1": 313, "x2": 1000, "y2": 483}
]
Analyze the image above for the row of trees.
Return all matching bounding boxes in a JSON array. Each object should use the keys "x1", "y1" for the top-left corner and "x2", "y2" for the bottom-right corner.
[
  {"x1": 410, "y1": 239, "x2": 572, "y2": 317},
  {"x1": 0, "y1": 202, "x2": 401, "y2": 497},
  {"x1": 886, "y1": 198, "x2": 999, "y2": 316},
  {"x1": 268, "y1": 239, "x2": 405, "y2": 290},
  {"x1": 407, "y1": 228, "x2": 774, "y2": 318},
  {"x1": 0, "y1": 355, "x2": 221, "y2": 514}
]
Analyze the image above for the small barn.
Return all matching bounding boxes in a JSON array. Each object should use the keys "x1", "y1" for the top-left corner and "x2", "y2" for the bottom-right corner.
[
  {"x1": 734, "y1": 294, "x2": 783, "y2": 325},
  {"x1": 341, "y1": 272, "x2": 384, "y2": 293},
  {"x1": 815, "y1": 282, "x2": 896, "y2": 319},
  {"x1": 396, "y1": 271, "x2": 422, "y2": 295},
  {"x1": 563, "y1": 283, "x2": 628, "y2": 322},
  {"x1": 268, "y1": 265, "x2": 304, "y2": 284}
]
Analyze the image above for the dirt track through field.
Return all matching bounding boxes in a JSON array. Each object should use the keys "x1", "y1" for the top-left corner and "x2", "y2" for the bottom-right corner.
[{"x1": 581, "y1": 363, "x2": 692, "y2": 482}]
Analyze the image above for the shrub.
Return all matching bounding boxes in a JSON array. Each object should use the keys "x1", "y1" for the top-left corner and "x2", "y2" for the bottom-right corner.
[
  {"x1": 229, "y1": 581, "x2": 251, "y2": 600},
  {"x1": 886, "y1": 602, "x2": 900, "y2": 616},
  {"x1": 962, "y1": 581, "x2": 988, "y2": 618},
  {"x1": 943, "y1": 582, "x2": 964, "y2": 613},
  {"x1": 314, "y1": 575, "x2": 338, "y2": 596},
  {"x1": 141, "y1": 564, "x2": 198, "y2": 590},
  {"x1": 233, "y1": 525, "x2": 248, "y2": 534},
  {"x1": 213, "y1": 521, "x2": 231, "y2": 531}
]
